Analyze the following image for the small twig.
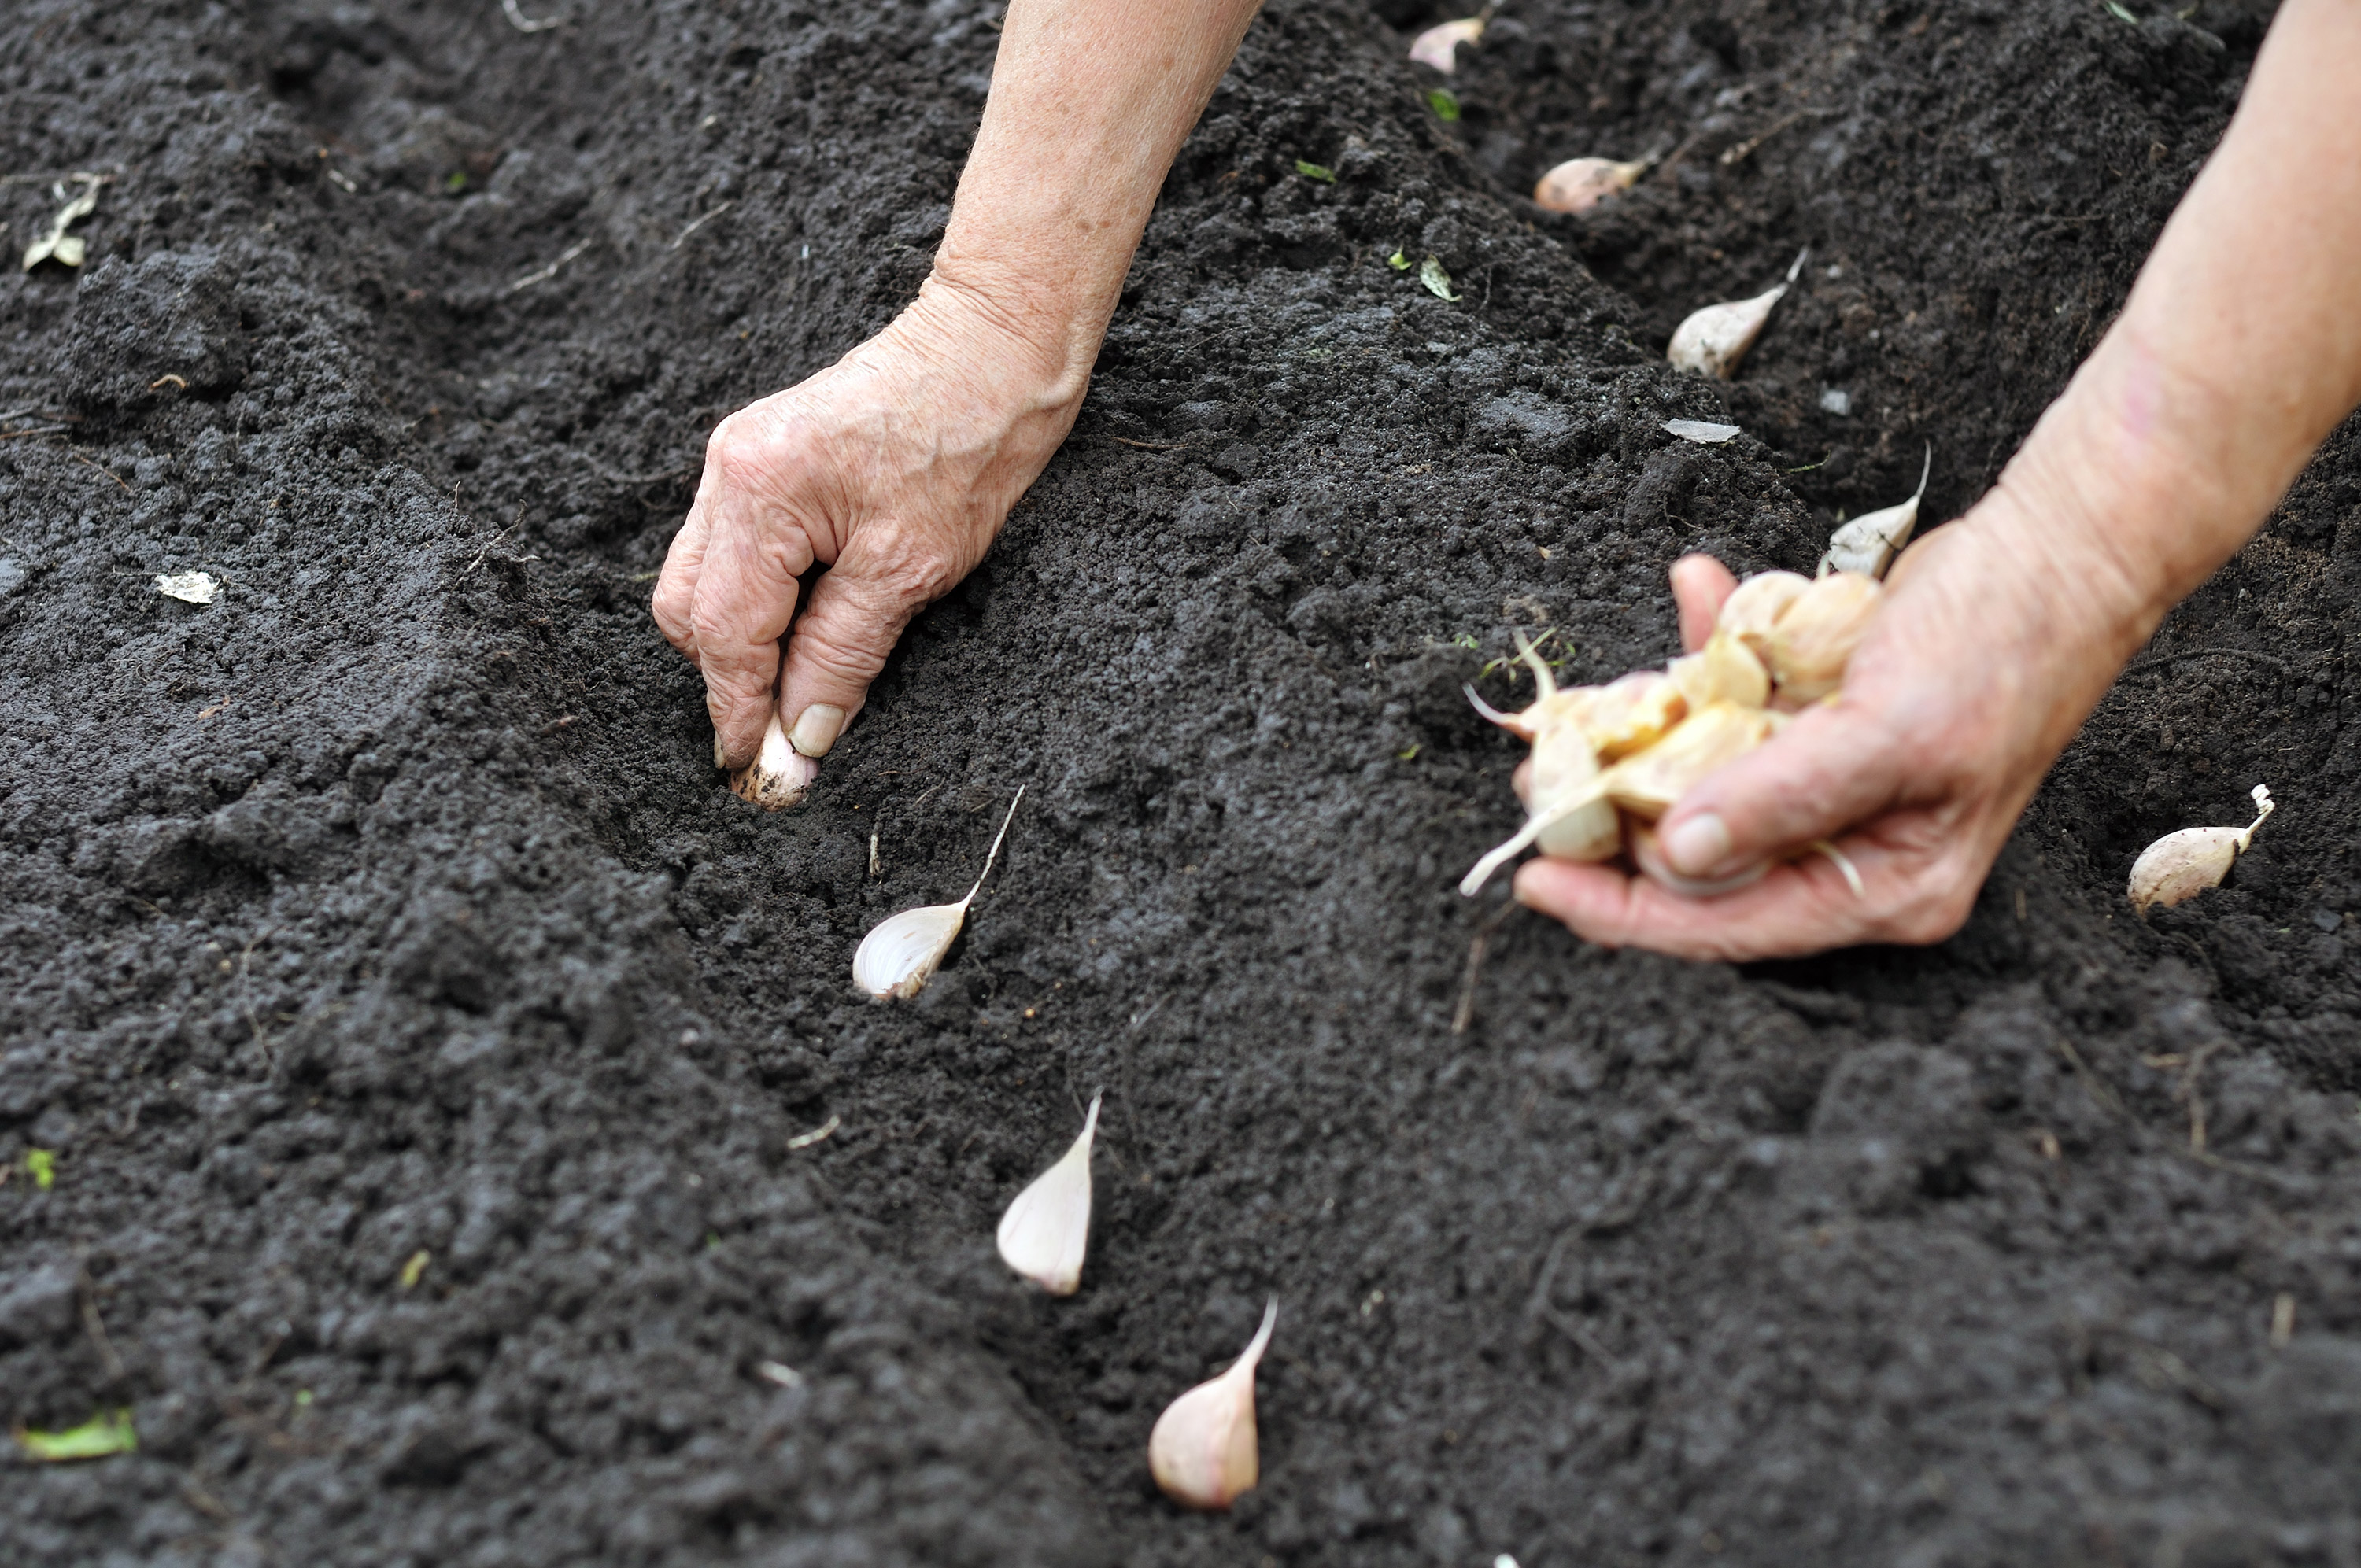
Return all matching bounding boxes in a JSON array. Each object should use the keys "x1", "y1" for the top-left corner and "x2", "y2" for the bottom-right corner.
[
  {"x1": 78, "y1": 1267, "x2": 127, "y2": 1385},
  {"x1": 501, "y1": 0, "x2": 564, "y2": 31},
  {"x1": 668, "y1": 201, "x2": 735, "y2": 250},
  {"x1": 1105, "y1": 435, "x2": 1194, "y2": 450},
  {"x1": 2125, "y1": 646, "x2": 2291, "y2": 677},
  {"x1": 508, "y1": 236, "x2": 593, "y2": 293},
  {"x1": 0, "y1": 424, "x2": 72, "y2": 440},
  {"x1": 240, "y1": 929, "x2": 275, "y2": 1062},
  {"x1": 70, "y1": 448, "x2": 133, "y2": 493},
  {"x1": 1452, "y1": 898, "x2": 1522, "y2": 1035},
  {"x1": 785, "y1": 1114, "x2": 841, "y2": 1150}
]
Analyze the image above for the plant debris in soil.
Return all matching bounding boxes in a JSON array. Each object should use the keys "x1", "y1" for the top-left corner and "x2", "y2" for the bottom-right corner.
[{"x1": 6, "y1": 0, "x2": 2360, "y2": 1564}]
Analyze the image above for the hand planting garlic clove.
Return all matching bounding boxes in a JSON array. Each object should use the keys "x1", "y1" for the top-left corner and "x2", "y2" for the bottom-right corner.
[
  {"x1": 1532, "y1": 156, "x2": 1649, "y2": 215},
  {"x1": 1762, "y1": 570, "x2": 1883, "y2": 705},
  {"x1": 2129, "y1": 784, "x2": 2275, "y2": 914},
  {"x1": 1408, "y1": 16, "x2": 1485, "y2": 72},
  {"x1": 731, "y1": 713, "x2": 822, "y2": 809},
  {"x1": 851, "y1": 787, "x2": 1025, "y2": 998},
  {"x1": 1820, "y1": 445, "x2": 1932, "y2": 578},
  {"x1": 1149, "y1": 1299, "x2": 1277, "y2": 1511},
  {"x1": 996, "y1": 1094, "x2": 1099, "y2": 1295},
  {"x1": 1668, "y1": 248, "x2": 1808, "y2": 380}
]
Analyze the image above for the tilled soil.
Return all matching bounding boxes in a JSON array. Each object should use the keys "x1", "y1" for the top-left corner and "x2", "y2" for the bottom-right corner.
[{"x1": 6, "y1": 0, "x2": 2359, "y2": 1563}]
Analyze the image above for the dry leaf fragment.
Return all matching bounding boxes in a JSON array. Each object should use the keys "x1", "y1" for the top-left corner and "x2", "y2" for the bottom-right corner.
[
  {"x1": 1662, "y1": 419, "x2": 1740, "y2": 444},
  {"x1": 21, "y1": 173, "x2": 103, "y2": 272},
  {"x1": 154, "y1": 570, "x2": 219, "y2": 605},
  {"x1": 1409, "y1": 17, "x2": 1485, "y2": 72},
  {"x1": 1668, "y1": 248, "x2": 1808, "y2": 380},
  {"x1": 1419, "y1": 255, "x2": 1461, "y2": 302},
  {"x1": 2129, "y1": 785, "x2": 2274, "y2": 914}
]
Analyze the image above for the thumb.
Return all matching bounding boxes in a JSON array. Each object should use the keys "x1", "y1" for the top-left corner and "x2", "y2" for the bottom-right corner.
[
  {"x1": 1653, "y1": 699, "x2": 1911, "y2": 880},
  {"x1": 774, "y1": 536, "x2": 948, "y2": 760}
]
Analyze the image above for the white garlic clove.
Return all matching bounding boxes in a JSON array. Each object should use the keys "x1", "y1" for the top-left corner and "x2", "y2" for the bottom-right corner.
[
  {"x1": 1716, "y1": 570, "x2": 1812, "y2": 662},
  {"x1": 1667, "y1": 629, "x2": 1769, "y2": 713},
  {"x1": 1580, "y1": 670, "x2": 1687, "y2": 760},
  {"x1": 996, "y1": 1094, "x2": 1099, "y2": 1295},
  {"x1": 1408, "y1": 16, "x2": 1484, "y2": 72},
  {"x1": 851, "y1": 787, "x2": 1026, "y2": 998},
  {"x1": 1628, "y1": 817, "x2": 1768, "y2": 898},
  {"x1": 2129, "y1": 784, "x2": 2274, "y2": 915},
  {"x1": 1150, "y1": 1299, "x2": 1277, "y2": 1511},
  {"x1": 1528, "y1": 720, "x2": 1622, "y2": 862},
  {"x1": 1763, "y1": 569, "x2": 1883, "y2": 704},
  {"x1": 732, "y1": 713, "x2": 822, "y2": 810},
  {"x1": 1532, "y1": 156, "x2": 1649, "y2": 215},
  {"x1": 1820, "y1": 444, "x2": 1931, "y2": 578},
  {"x1": 1604, "y1": 700, "x2": 1777, "y2": 818},
  {"x1": 1668, "y1": 248, "x2": 1809, "y2": 380}
]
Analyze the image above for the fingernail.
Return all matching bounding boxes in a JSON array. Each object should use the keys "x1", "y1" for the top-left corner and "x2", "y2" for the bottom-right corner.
[
  {"x1": 1663, "y1": 813, "x2": 1731, "y2": 877},
  {"x1": 713, "y1": 731, "x2": 730, "y2": 769},
  {"x1": 788, "y1": 703, "x2": 846, "y2": 758}
]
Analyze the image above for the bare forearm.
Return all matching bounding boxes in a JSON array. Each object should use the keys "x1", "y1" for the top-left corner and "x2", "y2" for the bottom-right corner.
[
  {"x1": 1986, "y1": 0, "x2": 2361, "y2": 648},
  {"x1": 924, "y1": 0, "x2": 1265, "y2": 393}
]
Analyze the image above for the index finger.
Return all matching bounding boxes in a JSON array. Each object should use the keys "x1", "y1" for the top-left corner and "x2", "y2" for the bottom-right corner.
[{"x1": 689, "y1": 485, "x2": 817, "y2": 767}]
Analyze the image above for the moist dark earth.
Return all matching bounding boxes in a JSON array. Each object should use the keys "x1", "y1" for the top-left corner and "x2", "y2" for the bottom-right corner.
[{"x1": 5, "y1": 0, "x2": 2359, "y2": 1562}]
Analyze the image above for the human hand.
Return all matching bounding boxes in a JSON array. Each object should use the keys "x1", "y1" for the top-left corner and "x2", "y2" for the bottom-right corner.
[
  {"x1": 651, "y1": 279, "x2": 1084, "y2": 803},
  {"x1": 1509, "y1": 483, "x2": 2153, "y2": 960}
]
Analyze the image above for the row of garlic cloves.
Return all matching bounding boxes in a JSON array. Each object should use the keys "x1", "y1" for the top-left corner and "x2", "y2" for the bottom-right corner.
[{"x1": 996, "y1": 1092, "x2": 1278, "y2": 1511}]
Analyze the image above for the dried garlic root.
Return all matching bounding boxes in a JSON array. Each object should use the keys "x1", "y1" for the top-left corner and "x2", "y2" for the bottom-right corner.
[
  {"x1": 1668, "y1": 248, "x2": 1808, "y2": 380},
  {"x1": 1461, "y1": 566, "x2": 1886, "y2": 898},
  {"x1": 2129, "y1": 785, "x2": 2274, "y2": 915}
]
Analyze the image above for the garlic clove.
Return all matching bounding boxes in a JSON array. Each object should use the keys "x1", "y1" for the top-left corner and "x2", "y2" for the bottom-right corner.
[
  {"x1": 1716, "y1": 570, "x2": 1812, "y2": 663},
  {"x1": 1668, "y1": 248, "x2": 1809, "y2": 380},
  {"x1": 1628, "y1": 817, "x2": 1768, "y2": 897},
  {"x1": 1580, "y1": 670, "x2": 1687, "y2": 760},
  {"x1": 1528, "y1": 720, "x2": 1622, "y2": 862},
  {"x1": 1667, "y1": 629, "x2": 1769, "y2": 713},
  {"x1": 1602, "y1": 700, "x2": 1776, "y2": 818},
  {"x1": 732, "y1": 713, "x2": 822, "y2": 810},
  {"x1": 1532, "y1": 156, "x2": 1649, "y2": 215},
  {"x1": 1820, "y1": 444, "x2": 1931, "y2": 578},
  {"x1": 851, "y1": 787, "x2": 1027, "y2": 998},
  {"x1": 2129, "y1": 784, "x2": 2274, "y2": 914},
  {"x1": 1408, "y1": 16, "x2": 1484, "y2": 72},
  {"x1": 1763, "y1": 570, "x2": 1883, "y2": 704},
  {"x1": 1150, "y1": 1299, "x2": 1277, "y2": 1511},
  {"x1": 996, "y1": 1094, "x2": 1100, "y2": 1295}
]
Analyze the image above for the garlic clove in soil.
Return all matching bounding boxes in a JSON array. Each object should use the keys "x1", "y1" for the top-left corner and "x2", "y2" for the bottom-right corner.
[
  {"x1": 1715, "y1": 570, "x2": 1812, "y2": 662},
  {"x1": 851, "y1": 787, "x2": 1026, "y2": 998},
  {"x1": 996, "y1": 1094, "x2": 1100, "y2": 1295},
  {"x1": 1762, "y1": 569, "x2": 1883, "y2": 705},
  {"x1": 2129, "y1": 784, "x2": 2275, "y2": 915},
  {"x1": 1820, "y1": 444, "x2": 1931, "y2": 578},
  {"x1": 1532, "y1": 156, "x2": 1649, "y2": 215},
  {"x1": 1667, "y1": 629, "x2": 1770, "y2": 713},
  {"x1": 1667, "y1": 248, "x2": 1809, "y2": 380},
  {"x1": 731, "y1": 712, "x2": 822, "y2": 810},
  {"x1": 1409, "y1": 16, "x2": 1485, "y2": 72},
  {"x1": 1150, "y1": 1299, "x2": 1278, "y2": 1511}
]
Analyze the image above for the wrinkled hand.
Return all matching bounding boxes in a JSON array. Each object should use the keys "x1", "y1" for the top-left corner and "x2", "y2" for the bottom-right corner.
[
  {"x1": 1511, "y1": 483, "x2": 2150, "y2": 960},
  {"x1": 652, "y1": 281, "x2": 1083, "y2": 775}
]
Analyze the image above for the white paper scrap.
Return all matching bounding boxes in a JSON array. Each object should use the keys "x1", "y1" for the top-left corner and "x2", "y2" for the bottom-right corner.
[
  {"x1": 1663, "y1": 419, "x2": 1740, "y2": 445},
  {"x1": 155, "y1": 570, "x2": 220, "y2": 605}
]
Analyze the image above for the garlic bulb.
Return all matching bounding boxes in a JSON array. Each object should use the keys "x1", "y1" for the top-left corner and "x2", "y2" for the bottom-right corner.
[
  {"x1": 1668, "y1": 248, "x2": 1808, "y2": 380},
  {"x1": 1150, "y1": 1299, "x2": 1278, "y2": 1511},
  {"x1": 732, "y1": 713, "x2": 822, "y2": 810},
  {"x1": 996, "y1": 1094, "x2": 1099, "y2": 1295},
  {"x1": 1667, "y1": 629, "x2": 1769, "y2": 713},
  {"x1": 1820, "y1": 444, "x2": 1931, "y2": 578},
  {"x1": 1408, "y1": 16, "x2": 1484, "y2": 72},
  {"x1": 1716, "y1": 570, "x2": 1812, "y2": 662},
  {"x1": 1533, "y1": 156, "x2": 1648, "y2": 215},
  {"x1": 851, "y1": 787, "x2": 1026, "y2": 998},
  {"x1": 2129, "y1": 785, "x2": 2274, "y2": 915},
  {"x1": 1762, "y1": 570, "x2": 1883, "y2": 704}
]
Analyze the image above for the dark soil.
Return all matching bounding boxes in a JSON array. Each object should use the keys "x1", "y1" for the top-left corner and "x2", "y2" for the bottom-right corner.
[{"x1": 6, "y1": 0, "x2": 2359, "y2": 1562}]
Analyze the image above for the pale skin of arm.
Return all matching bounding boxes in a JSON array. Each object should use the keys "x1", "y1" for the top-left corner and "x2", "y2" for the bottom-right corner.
[
  {"x1": 652, "y1": 0, "x2": 1265, "y2": 770},
  {"x1": 1515, "y1": 0, "x2": 2361, "y2": 959}
]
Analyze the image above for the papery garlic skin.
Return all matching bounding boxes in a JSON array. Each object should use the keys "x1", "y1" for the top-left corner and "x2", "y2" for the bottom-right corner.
[
  {"x1": 732, "y1": 714, "x2": 822, "y2": 810},
  {"x1": 1821, "y1": 445, "x2": 1931, "y2": 578},
  {"x1": 1409, "y1": 16, "x2": 1484, "y2": 72},
  {"x1": 997, "y1": 1094, "x2": 1099, "y2": 1295},
  {"x1": 1668, "y1": 249, "x2": 1808, "y2": 380},
  {"x1": 1150, "y1": 1300, "x2": 1277, "y2": 1511},
  {"x1": 1532, "y1": 157, "x2": 1648, "y2": 215},
  {"x1": 1764, "y1": 570, "x2": 1883, "y2": 704},
  {"x1": 2129, "y1": 784, "x2": 2274, "y2": 914},
  {"x1": 1716, "y1": 570, "x2": 1812, "y2": 662}
]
